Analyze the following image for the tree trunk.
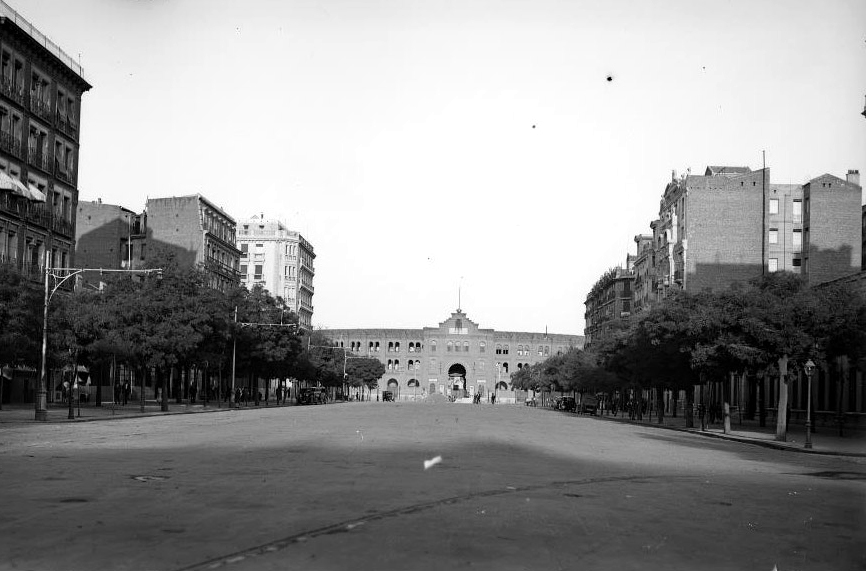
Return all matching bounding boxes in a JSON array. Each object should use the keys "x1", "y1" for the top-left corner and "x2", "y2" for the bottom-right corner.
[
  {"x1": 723, "y1": 372, "x2": 733, "y2": 434},
  {"x1": 161, "y1": 368, "x2": 170, "y2": 412},
  {"x1": 775, "y1": 375, "x2": 789, "y2": 441},
  {"x1": 656, "y1": 388, "x2": 665, "y2": 424},
  {"x1": 684, "y1": 387, "x2": 694, "y2": 428}
]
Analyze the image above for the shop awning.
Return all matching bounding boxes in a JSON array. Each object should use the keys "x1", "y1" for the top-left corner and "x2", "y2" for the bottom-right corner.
[
  {"x1": 0, "y1": 170, "x2": 29, "y2": 197},
  {"x1": 26, "y1": 183, "x2": 47, "y2": 203}
]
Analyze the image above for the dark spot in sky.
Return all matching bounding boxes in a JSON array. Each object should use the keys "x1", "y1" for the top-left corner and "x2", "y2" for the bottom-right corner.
[
  {"x1": 532, "y1": 125, "x2": 536, "y2": 129},
  {"x1": 606, "y1": 75, "x2": 613, "y2": 82}
]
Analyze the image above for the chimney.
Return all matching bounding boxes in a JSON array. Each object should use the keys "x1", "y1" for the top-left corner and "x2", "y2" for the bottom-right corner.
[{"x1": 847, "y1": 169, "x2": 860, "y2": 187}]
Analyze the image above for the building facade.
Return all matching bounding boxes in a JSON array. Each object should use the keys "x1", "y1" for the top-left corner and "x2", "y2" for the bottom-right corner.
[
  {"x1": 237, "y1": 215, "x2": 315, "y2": 329},
  {"x1": 0, "y1": 2, "x2": 90, "y2": 281},
  {"x1": 633, "y1": 165, "x2": 862, "y2": 311},
  {"x1": 145, "y1": 195, "x2": 240, "y2": 292},
  {"x1": 583, "y1": 264, "x2": 635, "y2": 350},
  {"x1": 323, "y1": 309, "x2": 584, "y2": 402}
]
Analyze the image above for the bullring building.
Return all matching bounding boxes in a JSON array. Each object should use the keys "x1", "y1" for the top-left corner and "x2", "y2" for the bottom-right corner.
[{"x1": 322, "y1": 309, "x2": 584, "y2": 402}]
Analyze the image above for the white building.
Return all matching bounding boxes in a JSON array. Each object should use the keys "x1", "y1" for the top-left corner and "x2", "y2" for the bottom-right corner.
[{"x1": 237, "y1": 215, "x2": 315, "y2": 329}]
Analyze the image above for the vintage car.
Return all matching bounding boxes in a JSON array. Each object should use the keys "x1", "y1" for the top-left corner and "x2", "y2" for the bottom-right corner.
[
  {"x1": 297, "y1": 387, "x2": 328, "y2": 405},
  {"x1": 579, "y1": 394, "x2": 599, "y2": 415}
]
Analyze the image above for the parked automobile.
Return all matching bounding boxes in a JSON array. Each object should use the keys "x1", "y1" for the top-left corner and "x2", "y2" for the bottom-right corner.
[
  {"x1": 559, "y1": 396, "x2": 576, "y2": 412},
  {"x1": 297, "y1": 387, "x2": 328, "y2": 405},
  {"x1": 579, "y1": 394, "x2": 599, "y2": 415},
  {"x1": 382, "y1": 391, "x2": 394, "y2": 402},
  {"x1": 524, "y1": 396, "x2": 537, "y2": 407}
]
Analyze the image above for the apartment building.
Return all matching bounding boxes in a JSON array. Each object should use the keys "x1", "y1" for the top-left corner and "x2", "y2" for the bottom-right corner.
[
  {"x1": 635, "y1": 166, "x2": 862, "y2": 309},
  {"x1": 237, "y1": 215, "x2": 315, "y2": 329},
  {"x1": 0, "y1": 1, "x2": 90, "y2": 280},
  {"x1": 583, "y1": 263, "x2": 635, "y2": 350},
  {"x1": 323, "y1": 309, "x2": 583, "y2": 402},
  {"x1": 146, "y1": 195, "x2": 240, "y2": 292}
]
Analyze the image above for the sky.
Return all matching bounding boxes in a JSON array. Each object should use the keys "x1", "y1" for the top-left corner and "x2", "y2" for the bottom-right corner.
[{"x1": 14, "y1": 0, "x2": 866, "y2": 334}]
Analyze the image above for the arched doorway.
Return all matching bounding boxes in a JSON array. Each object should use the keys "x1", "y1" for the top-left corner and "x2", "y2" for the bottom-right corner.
[
  {"x1": 408, "y1": 378, "x2": 420, "y2": 400},
  {"x1": 448, "y1": 363, "x2": 467, "y2": 398},
  {"x1": 387, "y1": 378, "x2": 399, "y2": 400}
]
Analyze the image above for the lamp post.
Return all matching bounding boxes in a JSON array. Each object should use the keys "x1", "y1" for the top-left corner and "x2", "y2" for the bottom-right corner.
[
  {"x1": 804, "y1": 359, "x2": 815, "y2": 449},
  {"x1": 36, "y1": 263, "x2": 162, "y2": 421}
]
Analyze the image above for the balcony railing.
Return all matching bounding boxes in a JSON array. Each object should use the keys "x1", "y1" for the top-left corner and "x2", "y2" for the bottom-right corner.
[
  {"x1": 56, "y1": 111, "x2": 78, "y2": 139},
  {"x1": 29, "y1": 93, "x2": 53, "y2": 123},
  {"x1": 0, "y1": 131, "x2": 23, "y2": 158},
  {"x1": 27, "y1": 146, "x2": 53, "y2": 174},
  {"x1": 0, "y1": 75, "x2": 26, "y2": 106},
  {"x1": 206, "y1": 256, "x2": 240, "y2": 281},
  {"x1": 55, "y1": 160, "x2": 75, "y2": 184}
]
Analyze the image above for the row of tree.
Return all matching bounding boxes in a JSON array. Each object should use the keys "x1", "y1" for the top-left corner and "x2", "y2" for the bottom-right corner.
[
  {"x1": 0, "y1": 250, "x2": 385, "y2": 408},
  {"x1": 511, "y1": 274, "x2": 866, "y2": 439}
]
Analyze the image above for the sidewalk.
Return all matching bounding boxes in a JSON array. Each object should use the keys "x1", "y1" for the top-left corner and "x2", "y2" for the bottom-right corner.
[
  {"x1": 591, "y1": 410, "x2": 866, "y2": 457},
  {"x1": 0, "y1": 400, "x2": 294, "y2": 426}
]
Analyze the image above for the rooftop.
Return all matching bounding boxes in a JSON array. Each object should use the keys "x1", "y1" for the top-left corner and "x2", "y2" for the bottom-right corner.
[{"x1": 0, "y1": 1, "x2": 89, "y2": 84}]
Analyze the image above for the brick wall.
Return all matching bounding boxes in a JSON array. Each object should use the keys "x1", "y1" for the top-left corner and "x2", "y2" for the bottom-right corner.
[{"x1": 805, "y1": 175, "x2": 862, "y2": 285}]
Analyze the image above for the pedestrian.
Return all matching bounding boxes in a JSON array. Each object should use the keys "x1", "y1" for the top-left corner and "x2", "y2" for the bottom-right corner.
[
  {"x1": 264, "y1": 388, "x2": 269, "y2": 406},
  {"x1": 491, "y1": 394, "x2": 496, "y2": 405},
  {"x1": 122, "y1": 381, "x2": 130, "y2": 406}
]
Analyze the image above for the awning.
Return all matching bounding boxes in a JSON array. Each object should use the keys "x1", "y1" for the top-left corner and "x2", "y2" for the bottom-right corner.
[
  {"x1": 0, "y1": 170, "x2": 28, "y2": 198},
  {"x1": 26, "y1": 183, "x2": 47, "y2": 203}
]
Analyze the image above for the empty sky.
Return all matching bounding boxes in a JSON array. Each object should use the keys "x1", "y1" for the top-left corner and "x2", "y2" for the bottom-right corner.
[{"x1": 16, "y1": 0, "x2": 866, "y2": 334}]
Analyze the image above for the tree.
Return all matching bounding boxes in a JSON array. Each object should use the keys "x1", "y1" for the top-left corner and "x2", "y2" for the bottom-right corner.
[
  {"x1": 346, "y1": 357, "x2": 386, "y2": 398},
  {"x1": 0, "y1": 262, "x2": 42, "y2": 371}
]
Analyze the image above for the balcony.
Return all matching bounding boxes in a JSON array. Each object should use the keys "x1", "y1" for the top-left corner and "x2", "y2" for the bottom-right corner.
[
  {"x1": 27, "y1": 146, "x2": 53, "y2": 174},
  {"x1": 0, "y1": 76, "x2": 26, "y2": 107},
  {"x1": 29, "y1": 94, "x2": 53, "y2": 123},
  {"x1": 55, "y1": 160, "x2": 75, "y2": 185},
  {"x1": 0, "y1": 131, "x2": 23, "y2": 158},
  {"x1": 56, "y1": 111, "x2": 78, "y2": 139},
  {"x1": 205, "y1": 256, "x2": 240, "y2": 283}
]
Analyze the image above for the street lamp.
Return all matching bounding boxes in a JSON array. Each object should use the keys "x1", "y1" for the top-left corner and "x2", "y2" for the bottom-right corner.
[
  {"x1": 803, "y1": 359, "x2": 815, "y2": 449},
  {"x1": 36, "y1": 262, "x2": 162, "y2": 421}
]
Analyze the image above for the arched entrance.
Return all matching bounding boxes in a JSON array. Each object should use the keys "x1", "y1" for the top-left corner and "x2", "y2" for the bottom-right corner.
[
  {"x1": 408, "y1": 378, "x2": 420, "y2": 400},
  {"x1": 448, "y1": 363, "x2": 467, "y2": 399}
]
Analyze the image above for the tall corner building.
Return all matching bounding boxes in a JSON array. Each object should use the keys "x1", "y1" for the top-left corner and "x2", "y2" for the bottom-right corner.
[
  {"x1": 0, "y1": 1, "x2": 91, "y2": 281},
  {"x1": 237, "y1": 215, "x2": 315, "y2": 329}
]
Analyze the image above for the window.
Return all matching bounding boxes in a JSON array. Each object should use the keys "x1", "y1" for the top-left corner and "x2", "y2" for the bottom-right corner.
[
  {"x1": 769, "y1": 229, "x2": 778, "y2": 244},
  {"x1": 447, "y1": 341, "x2": 453, "y2": 352},
  {"x1": 395, "y1": 342, "x2": 400, "y2": 352},
  {"x1": 495, "y1": 344, "x2": 502, "y2": 355},
  {"x1": 463, "y1": 341, "x2": 469, "y2": 352},
  {"x1": 240, "y1": 264, "x2": 248, "y2": 275},
  {"x1": 769, "y1": 199, "x2": 779, "y2": 214},
  {"x1": 431, "y1": 340, "x2": 437, "y2": 352},
  {"x1": 254, "y1": 264, "x2": 263, "y2": 279},
  {"x1": 503, "y1": 345, "x2": 509, "y2": 355},
  {"x1": 768, "y1": 258, "x2": 778, "y2": 272},
  {"x1": 792, "y1": 229, "x2": 802, "y2": 252},
  {"x1": 792, "y1": 199, "x2": 802, "y2": 222},
  {"x1": 241, "y1": 243, "x2": 248, "y2": 256},
  {"x1": 479, "y1": 342, "x2": 485, "y2": 353}
]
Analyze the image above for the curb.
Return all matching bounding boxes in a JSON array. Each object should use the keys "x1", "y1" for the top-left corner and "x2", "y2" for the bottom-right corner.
[{"x1": 590, "y1": 413, "x2": 866, "y2": 458}]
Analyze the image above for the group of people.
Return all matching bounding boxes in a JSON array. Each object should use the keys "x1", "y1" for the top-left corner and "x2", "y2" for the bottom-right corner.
[
  {"x1": 112, "y1": 381, "x2": 132, "y2": 406},
  {"x1": 221, "y1": 386, "x2": 292, "y2": 406},
  {"x1": 472, "y1": 392, "x2": 494, "y2": 404}
]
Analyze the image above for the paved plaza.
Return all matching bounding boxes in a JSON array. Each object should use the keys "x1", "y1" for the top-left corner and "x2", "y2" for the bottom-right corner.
[{"x1": 1, "y1": 401, "x2": 864, "y2": 570}]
